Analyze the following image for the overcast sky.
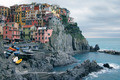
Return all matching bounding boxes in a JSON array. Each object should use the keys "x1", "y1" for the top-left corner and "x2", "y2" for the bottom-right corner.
[{"x1": 1, "y1": 0, "x2": 120, "y2": 38}]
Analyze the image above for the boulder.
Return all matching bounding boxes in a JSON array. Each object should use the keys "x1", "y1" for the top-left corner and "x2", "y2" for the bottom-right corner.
[{"x1": 103, "y1": 63, "x2": 113, "y2": 69}]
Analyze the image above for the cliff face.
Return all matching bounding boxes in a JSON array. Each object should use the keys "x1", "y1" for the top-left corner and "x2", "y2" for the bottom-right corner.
[{"x1": 45, "y1": 17, "x2": 90, "y2": 53}]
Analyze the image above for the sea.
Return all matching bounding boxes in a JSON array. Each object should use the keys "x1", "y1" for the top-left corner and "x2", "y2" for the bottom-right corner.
[{"x1": 53, "y1": 38, "x2": 120, "y2": 80}]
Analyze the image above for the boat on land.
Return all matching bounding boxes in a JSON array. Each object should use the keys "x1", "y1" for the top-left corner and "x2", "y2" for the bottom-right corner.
[
  {"x1": 16, "y1": 59, "x2": 22, "y2": 64},
  {"x1": 12, "y1": 57, "x2": 18, "y2": 62},
  {"x1": 9, "y1": 47, "x2": 17, "y2": 51}
]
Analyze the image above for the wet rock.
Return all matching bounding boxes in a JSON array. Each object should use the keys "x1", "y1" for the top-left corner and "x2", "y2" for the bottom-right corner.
[
  {"x1": 103, "y1": 63, "x2": 113, "y2": 69},
  {"x1": 90, "y1": 44, "x2": 100, "y2": 52},
  {"x1": 47, "y1": 60, "x2": 103, "y2": 80}
]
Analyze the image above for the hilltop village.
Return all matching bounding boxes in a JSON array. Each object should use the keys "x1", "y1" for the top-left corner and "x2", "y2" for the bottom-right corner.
[{"x1": 0, "y1": 2, "x2": 74, "y2": 43}]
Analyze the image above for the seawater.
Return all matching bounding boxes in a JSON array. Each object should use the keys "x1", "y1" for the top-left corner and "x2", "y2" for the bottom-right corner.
[{"x1": 54, "y1": 38, "x2": 120, "y2": 80}]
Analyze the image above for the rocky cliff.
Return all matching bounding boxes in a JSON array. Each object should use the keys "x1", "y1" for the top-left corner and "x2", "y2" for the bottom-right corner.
[{"x1": 44, "y1": 17, "x2": 90, "y2": 53}]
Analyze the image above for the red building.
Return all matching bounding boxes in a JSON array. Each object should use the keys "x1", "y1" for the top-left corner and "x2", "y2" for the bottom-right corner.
[
  {"x1": 32, "y1": 20, "x2": 38, "y2": 25},
  {"x1": 3, "y1": 22, "x2": 20, "y2": 42},
  {"x1": 35, "y1": 27, "x2": 53, "y2": 43},
  {"x1": 34, "y1": 5, "x2": 39, "y2": 10}
]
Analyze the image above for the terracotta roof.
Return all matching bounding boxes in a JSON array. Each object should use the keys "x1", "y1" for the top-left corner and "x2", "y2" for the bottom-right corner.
[{"x1": 23, "y1": 25, "x2": 34, "y2": 28}]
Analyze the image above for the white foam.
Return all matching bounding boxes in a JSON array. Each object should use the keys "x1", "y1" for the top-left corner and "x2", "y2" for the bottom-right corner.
[
  {"x1": 85, "y1": 63, "x2": 120, "y2": 79},
  {"x1": 109, "y1": 63, "x2": 120, "y2": 69}
]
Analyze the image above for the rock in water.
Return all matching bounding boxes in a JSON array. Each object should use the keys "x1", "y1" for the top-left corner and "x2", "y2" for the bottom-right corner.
[
  {"x1": 94, "y1": 44, "x2": 100, "y2": 51},
  {"x1": 103, "y1": 63, "x2": 113, "y2": 69}
]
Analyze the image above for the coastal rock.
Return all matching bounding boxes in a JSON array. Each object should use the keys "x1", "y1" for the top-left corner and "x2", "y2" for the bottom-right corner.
[
  {"x1": 103, "y1": 63, "x2": 113, "y2": 69},
  {"x1": 44, "y1": 17, "x2": 90, "y2": 53},
  {"x1": 94, "y1": 44, "x2": 100, "y2": 51},
  {"x1": 90, "y1": 44, "x2": 100, "y2": 52},
  {"x1": 48, "y1": 52, "x2": 77, "y2": 67},
  {"x1": 47, "y1": 60, "x2": 103, "y2": 80},
  {"x1": 0, "y1": 40, "x2": 5, "y2": 58}
]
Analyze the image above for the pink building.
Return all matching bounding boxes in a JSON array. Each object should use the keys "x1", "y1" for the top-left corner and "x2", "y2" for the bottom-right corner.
[
  {"x1": 3, "y1": 22, "x2": 20, "y2": 42},
  {"x1": 35, "y1": 27, "x2": 53, "y2": 43}
]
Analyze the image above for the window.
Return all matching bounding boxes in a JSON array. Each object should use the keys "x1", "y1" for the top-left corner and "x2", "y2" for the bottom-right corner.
[
  {"x1": 23, "y1": 28, "x2": 25, "y2": 30},
  {"x1": 6, "y1": 36, "x2": 7, "y2": 39},
  {"x1": 36, "y1": 37, "x2": 37, "y2": 39},
  {"x1": 6, "y1": 24, "x2": 7, "y2": 26},
  {"x1": 12, "y1": 24, "x2": 14, "y2": 27},
  {"x1": 29, "y1": 28, "x2": 30, "y2": 30},
  {"x1": 6, "y1": 27, "x2": 7, "y2": 29},
  {"x1": 42, "y1": 37, "x2": 44, "y2": 39},
  {"x1": 48, "y1": 33, "x2": 50, "y2": 36},
  {"x1": 39, "y1": 37, "x2": 40, "y2": 40},
  {"x1": 38, "y1": 30, "x2": 40, "y2": 33},
  {"x1": 6, "y1": 31, "x2": 7, "y2": 34},
  {"x1": 36, "y1": 33, "x2": 37, "y2": 36},
  {"x1": 45, "y1": 37, "x2": 47, "y2": 39}
]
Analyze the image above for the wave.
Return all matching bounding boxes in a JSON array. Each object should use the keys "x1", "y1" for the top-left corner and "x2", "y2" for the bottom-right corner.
[{"x1": 84, "y1": 63, "x2": 120, "y2": 80}]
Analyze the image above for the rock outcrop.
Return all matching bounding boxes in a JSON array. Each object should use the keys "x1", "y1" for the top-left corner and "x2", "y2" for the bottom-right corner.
[
  {"x1": 47, "y1": 60, "x2": 103, "y2": 80},
  {"x1": 103, "y1": 63, "x2": 113, "y2": 69},
  {"x1": 0, "y1": 40, "x2": 5, "y2": 58},
  {"x1": 4, "y1": 60, "x2": 102, "y2": 80},
  {"x1": 90, "y1": 44, "x2": 100, "y2": 52},
  {"x1": 44, "y1": 17, "x2": 90, "y2": 53}
]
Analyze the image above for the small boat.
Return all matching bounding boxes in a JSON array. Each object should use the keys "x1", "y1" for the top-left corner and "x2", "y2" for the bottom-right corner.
[
  {"x1": 9, "y1": 47, "x2": 17, "y2": 51},
  {"x1": 6, "y1": 51, "x2": 12, "y2": 55},
  {"x1": 12, "y1": 57, "x2": 18, "y2": 62},
  {"x1": 21, "y1": 47, "x2": 29, "y2": 50},
  {"x1": 22, "y1": 49, "x2": 33, "y2": 54},
  {"x1": 7, "y1": 50, "x2": 14, "y2": 53},
  {"x1": 14, "y1": 51, "x2": 20, "y2": 55},
  {"x1": 16, "y1": 59, "x2": 22, "y2": 64},
  {"x1": 31, "y1": 46, "x2": 39, "y2": 51}
]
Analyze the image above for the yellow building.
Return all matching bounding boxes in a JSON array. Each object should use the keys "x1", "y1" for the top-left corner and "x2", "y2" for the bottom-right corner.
[
  {"x1": 0, "y1": 6, "x2": 9, "y2": 17},
  {"x1": 14, "y1": 6, "x2": 26, "y2": 26}
]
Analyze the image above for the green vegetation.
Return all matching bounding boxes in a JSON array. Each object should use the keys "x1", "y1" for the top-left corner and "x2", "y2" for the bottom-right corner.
[
  {"x1": 61, "y1": 15, "x2": 85, "y2": 40},
  {"x1": 65, "y1": 23, "x2": 85, "y2": 40}
]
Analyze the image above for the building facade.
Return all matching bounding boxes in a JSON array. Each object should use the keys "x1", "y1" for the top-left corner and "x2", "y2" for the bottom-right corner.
[
  {"x1": 35, "y1": 27, "x2": 53, "y2": 43},
  {"x1": 3, "y1": 22, "x2": 20, "y2": 41}
]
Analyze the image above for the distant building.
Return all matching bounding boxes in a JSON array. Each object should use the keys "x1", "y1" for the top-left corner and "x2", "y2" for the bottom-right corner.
[
  {"x1": 35, "y1": 27, "x2": 53, "y2": 43},
  {"x1": 3, "y1": 22, "x2": 20, "y2": 42}
]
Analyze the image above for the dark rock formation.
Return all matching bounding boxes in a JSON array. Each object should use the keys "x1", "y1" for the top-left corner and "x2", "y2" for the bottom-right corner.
[
  {"x1": 47, "y1": 60, "x2": 103, "y2": 80},
  {"x1": 90, "y1": 44, "x2": 100, "y2": 52},
  {"x1": 103, "y1": 63, "x2": 113, "y2": 69},
  {"x1": 98, "y1": 50, "x2": 120, "y2": 55}
]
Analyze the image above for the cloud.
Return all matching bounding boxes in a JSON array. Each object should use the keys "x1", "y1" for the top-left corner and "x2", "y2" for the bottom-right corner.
[{"x1": 1, "y1": 0, "x2": 120, "y2": 38}]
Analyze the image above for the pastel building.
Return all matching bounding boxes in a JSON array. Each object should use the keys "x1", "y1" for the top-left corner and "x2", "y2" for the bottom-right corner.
[
  {"x1": 35, "y1": 27, "x2": 53, "y2": 43},
  {"x1": 23, "y1": 25, "x2": 36, "y2": 40},
  {"x1": 3, "y1": 22, "x2": 20, "y2": 41}
]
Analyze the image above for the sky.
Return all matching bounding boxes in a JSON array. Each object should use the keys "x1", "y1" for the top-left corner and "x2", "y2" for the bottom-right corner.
[{"x1": 1, "y1": 0, "x2": 120, "y2": 38}]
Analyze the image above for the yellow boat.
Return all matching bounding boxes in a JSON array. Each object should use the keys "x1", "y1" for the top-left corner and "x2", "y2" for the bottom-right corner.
[{"x1": 16, "y1": 59, "x2": 22, "y2": 64}]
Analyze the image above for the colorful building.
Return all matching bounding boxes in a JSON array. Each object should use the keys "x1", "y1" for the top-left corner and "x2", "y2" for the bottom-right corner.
[
  {"x1": 0, "y1": 6, "x2": 9, "y2": 17},
  {"x1": 3, "y1": 22, "x2": 20, "y2": 41},
  {"x1": 23, "y1": 25, "x2": 36, "y2": 40},
  {"x1": 35, "y1": 27, "x2": 53, "y2": 43}
]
